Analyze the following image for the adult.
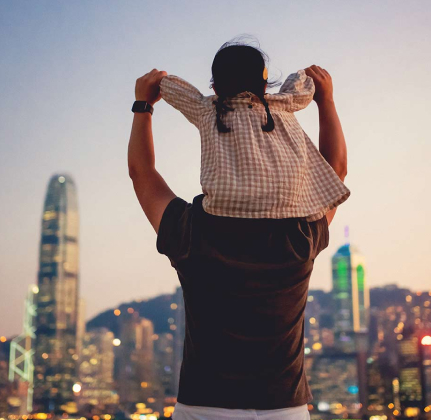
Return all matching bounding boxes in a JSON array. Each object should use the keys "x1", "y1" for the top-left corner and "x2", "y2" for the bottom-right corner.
[{"x1": 128, "y1": 65, "x2": 347, "y2": 419}]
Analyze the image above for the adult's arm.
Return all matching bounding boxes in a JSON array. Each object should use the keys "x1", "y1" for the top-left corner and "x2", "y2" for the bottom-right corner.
[
  {"x1": 128, "y1": 69, "x2": 176, "y2": 234},
  {"x1": 305, "y1": 65, "x2": 348, "y2": 226}
]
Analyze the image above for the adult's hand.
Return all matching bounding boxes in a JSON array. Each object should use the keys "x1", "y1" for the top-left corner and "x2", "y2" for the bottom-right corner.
[
  {"x1": 304, "y1": 65, "x2": 333, "y2": 106},
  {"x1": 135, "y1": 69, "x2": 168, "y2": 105}
]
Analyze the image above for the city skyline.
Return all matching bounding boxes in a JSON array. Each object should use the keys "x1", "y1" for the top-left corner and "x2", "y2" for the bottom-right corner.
[{"x1": 1, "y1": 1, "x2": 431, "y2": 339}]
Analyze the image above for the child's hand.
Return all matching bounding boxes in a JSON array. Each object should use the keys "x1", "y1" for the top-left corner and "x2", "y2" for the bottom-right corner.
[
  {"x1": 304, "y1": 65, "x2": 334, "y2": 105},
  {"x1": 135, "y1": 69, "x2": 168, "y2": 105}
]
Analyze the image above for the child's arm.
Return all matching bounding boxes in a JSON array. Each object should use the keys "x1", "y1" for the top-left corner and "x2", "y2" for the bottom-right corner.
[
  {"x1": 128, "y1": 69, "x2": 176, "y2": 234},
  {"x1": 160, "y1": 75, "x2": 207, "y2": 127},
  {"x1": 305, "y1": 65, "x2": 348, "y2": 225}
]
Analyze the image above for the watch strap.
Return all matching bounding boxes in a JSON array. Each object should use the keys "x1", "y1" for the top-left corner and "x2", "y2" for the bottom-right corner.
[{"x1": 132, "y1": 101, "x2": 154, "y2": 114}]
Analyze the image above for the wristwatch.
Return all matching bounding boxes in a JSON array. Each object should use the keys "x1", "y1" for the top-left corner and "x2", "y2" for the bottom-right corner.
[{"x1": 132, "y1": 101, "x2": 154, "y2": 114}]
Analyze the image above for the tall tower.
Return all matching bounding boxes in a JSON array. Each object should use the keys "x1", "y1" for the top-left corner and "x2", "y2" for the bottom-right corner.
[
  {"x1": 331, "y1": 231, "x2": 369, "y2": 348},
  {"x1": 33, "y1": 174, "x2": 80, "y2": 412},
  {"x1": 9, "y1": 284, "x2": 38, "y2": 413}
]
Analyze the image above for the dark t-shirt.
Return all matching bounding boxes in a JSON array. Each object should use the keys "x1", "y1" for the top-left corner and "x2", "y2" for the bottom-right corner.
[{"x1": 156, "y1": 194, "x2": 329, "y2": 410}]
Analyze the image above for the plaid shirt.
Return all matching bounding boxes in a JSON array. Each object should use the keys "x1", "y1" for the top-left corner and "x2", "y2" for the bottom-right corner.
[{"x1": 160, "y1": 70, "x2": 350, "y2": 221}]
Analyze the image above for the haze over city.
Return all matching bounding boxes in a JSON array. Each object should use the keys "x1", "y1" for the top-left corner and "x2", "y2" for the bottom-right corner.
[{"x1": 1, "y1": 0, "x2": 430, "y2": 339}]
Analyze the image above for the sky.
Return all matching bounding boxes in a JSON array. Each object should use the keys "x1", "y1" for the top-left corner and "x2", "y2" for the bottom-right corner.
[{"x1": 1, "y1": 0, "x2": 430, "y2": 338}]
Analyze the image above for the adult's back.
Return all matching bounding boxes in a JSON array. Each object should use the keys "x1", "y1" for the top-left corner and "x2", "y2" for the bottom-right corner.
[{"x1": 156, "y1": 194, "x2": 329, "y2": 408}]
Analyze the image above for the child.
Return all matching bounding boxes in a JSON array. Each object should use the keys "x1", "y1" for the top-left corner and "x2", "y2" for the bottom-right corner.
[{"x1": 159, "y1": 41, "x2": 350, "y2": 221}]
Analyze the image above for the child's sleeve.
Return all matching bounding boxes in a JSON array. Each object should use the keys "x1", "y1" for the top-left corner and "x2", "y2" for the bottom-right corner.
[
  {"x1": 278, "y1": 69, "x2": 315, "y2": 112},
  {"x1": 160, "y1": 75, "x2": 206, "y2": 127}
]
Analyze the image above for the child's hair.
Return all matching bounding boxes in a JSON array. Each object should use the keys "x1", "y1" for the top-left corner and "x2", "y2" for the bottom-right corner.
[{"x1": 211, "y1": 38, "x2": 280, "y2": 133}]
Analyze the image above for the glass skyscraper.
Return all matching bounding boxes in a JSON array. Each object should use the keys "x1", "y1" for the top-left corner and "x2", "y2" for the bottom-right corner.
[
  {"x1": 331, "y1": 241, "x2": 369, "y2": 351},
  {"x1": 33, "y1": 174, "x2": 80, "y2": 412}
]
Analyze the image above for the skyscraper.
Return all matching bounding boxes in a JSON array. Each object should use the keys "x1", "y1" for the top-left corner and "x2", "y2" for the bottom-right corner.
[
  {"x1": 33, "y1": 174, "x2": 80, "y2": 412},
  {"x1": 77, "y1": 328, "x2": 118, "y2": 412},
  {"x1": 397, "y1": 334, "x2": 423, "y2": 416},
  {"x1": 331, "y1": 235, "x2": 369, "y2": 351},
  {"x1": 117, "y1": 311, "x2": 159, "y2": 414}
]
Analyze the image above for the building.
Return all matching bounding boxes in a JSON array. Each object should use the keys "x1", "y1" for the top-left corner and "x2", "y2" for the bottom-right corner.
[
  {"x1": 331, "y1": 237, "x2": 369, "y2": 352},
  {"x1": 8, "y1": 285, "x2": 38, "y2": 413},
  {"x1": 304, "y1": 292, "x2": 322, "y2": 355},
  {"x1": 330, "y1": 233, "x2": 370, "y2": 414},
  {"x1": 153, "y1": 332, "x2": 175, "y2": 398},
  {"x1": 77, "y1": 328, "x2": 118, "y2": 413},
  {"x1": 117, "y1": 311, "x2": 161, "y2": 414},
  {"x1": 420, "y1": 334, "x2": 431, "y2": 410},
  {"x1": 33, "y1": 174, "x2": 80, "y2": 413},
  {"x1": 307, "y1": 352, "x2": 361, "y2": 420},
  {"x1": 397, "y1": 333, "x2": 423, "y2": 416}
]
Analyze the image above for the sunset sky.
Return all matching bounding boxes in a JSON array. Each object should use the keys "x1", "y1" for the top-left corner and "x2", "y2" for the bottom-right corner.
[{"x1": 1, "y1": 0, "x2": 430, "y2": 337}]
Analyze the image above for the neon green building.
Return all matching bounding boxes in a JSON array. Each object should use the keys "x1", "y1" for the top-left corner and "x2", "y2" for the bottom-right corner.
[{"x1": 332, "y1": 242, "x2": 369, "y2": 337}]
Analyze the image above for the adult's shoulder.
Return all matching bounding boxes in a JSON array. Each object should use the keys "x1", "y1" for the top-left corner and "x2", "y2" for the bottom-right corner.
[{"x1": 156, "y1": 195, "x2": 204, "y2": 263}]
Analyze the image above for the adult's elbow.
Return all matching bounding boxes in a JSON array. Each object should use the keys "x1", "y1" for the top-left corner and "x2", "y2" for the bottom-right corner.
[
  {"x1": 128, "y1": 165, "x2": 140, "y2": 180},
  {"x1": 128, "y1": 164, "x2": 148, "y2": 181},
  {"x1": 336, "y1": 164, "x2": 348, "y2": 181}
]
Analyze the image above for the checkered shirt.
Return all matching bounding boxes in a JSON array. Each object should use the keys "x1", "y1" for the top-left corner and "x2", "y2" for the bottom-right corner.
[{"x1": 160, "y1": 70, "x2": 350, "y2": 221}]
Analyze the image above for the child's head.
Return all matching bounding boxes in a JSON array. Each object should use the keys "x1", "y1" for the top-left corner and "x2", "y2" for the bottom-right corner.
[
  {"x1": 210, "y1": 39, "x2": 279, "y2": 133},
  {"x1": 211, "y1": 44, "x2": 267, "y2": 98}
]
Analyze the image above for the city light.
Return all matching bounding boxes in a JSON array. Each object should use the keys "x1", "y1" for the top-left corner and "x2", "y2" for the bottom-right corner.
[
  {"x1": 114, "y1": 309, "x2": 121, "y2": 316},
  {"x1": 317, "y1": 402, "x2": 330, "y2": 411},
  {"x1": 72, "y1": 383, "x2": 81, "y2": 393},
  {"x1": 58, "y1": 176, "x2": 65, "y2": 183},
  {"x1": 113, "y1": 338, "x2": 121, "y2": 346},
  {"x1": 312, "y1": 342, "x2": 322, "y2": 350},
  {"x1": 0, "y1": 336, "x2": 6, "y2": 343},
  {"x1": 421, "y1": 335, "x2": 431, "y2": 345},
  {"x1": 404, "y1": 407, "x2": 420, "y2": 417},
  {"x1": 32, "y1": 286, "x2": 39, "y2": 294}
]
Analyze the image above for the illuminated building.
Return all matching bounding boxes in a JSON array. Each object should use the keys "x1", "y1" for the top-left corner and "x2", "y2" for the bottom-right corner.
[
  {"x1": 0, "y1": 337, "x2": 11, "y2": 416},
  {"x1": 397, "y1": 334, "x2": 423, "y2": 414},
  {"x1": 304, "y1": 292, "x2": 322, "y2": 354},
  {"x1": 420, "y1": 334, "x2": 431, "y2": 408},
  {"x1": 153, "y1": 332, "x2": 175, "y2": 398},
  {"x1": 8, "y1": 285, "x2": 38, "y2": 413},
  {"x1": 117, "y1": 312, "x2": 161, "y2": 413},
  {"x1": 331, "y1": 229, "x2": 369, "y2": 352},
  {"x1": 33, "y1": 174, "x2": 80, "y2": 412},
  {"x1": 76, "y1": 298, "x2": 86, "y2": 358},
  {"x1": 366, "y1": 356, "x2": 386, "y2": 414},
  {"x1": 77, "y1": 328, "x2": 118, "y2": 411},
  {"x1": 307, "y1": 352, "x2": 361, "y2": 420}
]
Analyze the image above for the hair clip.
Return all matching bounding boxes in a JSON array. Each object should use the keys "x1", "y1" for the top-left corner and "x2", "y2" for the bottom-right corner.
[{"x1": 247, "y1": 92, "x2": 253, "y2": 109}]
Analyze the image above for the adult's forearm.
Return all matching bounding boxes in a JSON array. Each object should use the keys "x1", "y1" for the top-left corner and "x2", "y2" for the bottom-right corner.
[
  {"x1": 128, "y1": 113, "x2": 155, "y2": 177},
  {"x1": 317, "y1": 99, "x2": 348, "y2": 180}
]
